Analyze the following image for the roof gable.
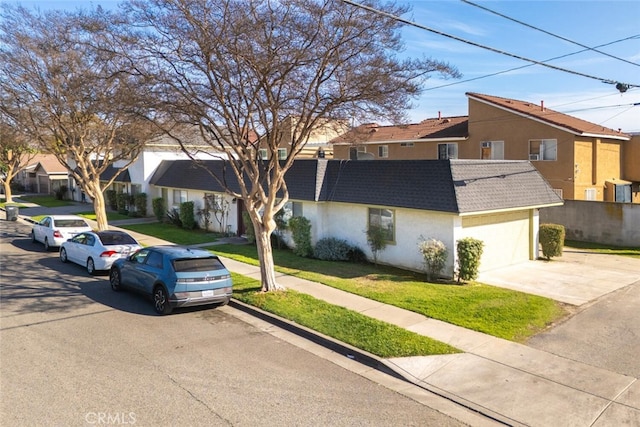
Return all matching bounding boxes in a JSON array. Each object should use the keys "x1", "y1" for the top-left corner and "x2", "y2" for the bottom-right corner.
[{"x1": 467, "y1": 92, "x2": 630, "y2": 140}]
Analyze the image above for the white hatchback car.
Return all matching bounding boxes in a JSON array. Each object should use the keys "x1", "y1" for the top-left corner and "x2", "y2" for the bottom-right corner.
[
  {"x1": 60, "y1": 230, "x2": 142, "y2": 275},
  {"x1": 31, "y1": 215, "x2": 93, "y2": 251}
]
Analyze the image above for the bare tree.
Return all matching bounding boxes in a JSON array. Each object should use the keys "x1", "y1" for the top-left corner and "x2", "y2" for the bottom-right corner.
[
  {"x1": 0, "y1": 4, "x2": 157, "y2": 230},
  {"x1": 126, "y1": 0, "x2": 460, "y2": 291},
  {"x1": 0, "y1": 114, "x2": 37, "y2": 203}
]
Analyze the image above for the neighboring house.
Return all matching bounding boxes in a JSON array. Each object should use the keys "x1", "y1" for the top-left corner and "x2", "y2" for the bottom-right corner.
[
  {"x1": 256, "y1": 115, "x2": 349, "y2": 160},
  {"x1": 332, "y1": 115, "x2": 468, "y2": 161},
  {"x1": 148, "y1": 159, "x2": 563, "y2": 276},
  {"x1": 331, "y1": 93, "x2": 633, "y2": 203},
  {"x1": 622, "y1": 133, "x2": 640, "y2": 203},
  {"x1": 14, "y1": 154, "x2": 69, "y2": 194}
]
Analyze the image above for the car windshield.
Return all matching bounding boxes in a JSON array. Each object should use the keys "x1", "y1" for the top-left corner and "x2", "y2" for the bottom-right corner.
[
  {"x1": 172, "y1": 257, "x2": 225, "y2": 272},
  {"x1": 99, "y1": 233, "x2": 137, "y2": 245},
  {"x1": 54, "y1": 219, "x2": 88, "y2": 227}
]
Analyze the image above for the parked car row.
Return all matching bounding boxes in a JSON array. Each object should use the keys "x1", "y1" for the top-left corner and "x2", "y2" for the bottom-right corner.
[{"x1": 31, "y1": 215, "x2": 233, "y2": 315}]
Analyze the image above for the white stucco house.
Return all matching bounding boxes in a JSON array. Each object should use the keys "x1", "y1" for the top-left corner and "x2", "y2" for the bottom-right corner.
[{"x1": 147, "y1": 158, "x2": 563, "y2": 276}]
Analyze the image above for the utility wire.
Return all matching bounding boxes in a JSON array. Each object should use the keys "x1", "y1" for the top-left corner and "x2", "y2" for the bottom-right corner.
[
  {"x1": 341, "y1": 0, "x2": 640, "y2": 89},
  {"x1": 461, "y1": 0, "x2": 640, "y2": 67},
  {"x1": 423, "y1": 34, "x2": 640, "y2": 91}
]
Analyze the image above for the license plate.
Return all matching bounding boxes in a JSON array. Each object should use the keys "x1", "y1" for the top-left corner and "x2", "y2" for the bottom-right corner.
[{"x1": 202, "y1": 290, "x2": 214, "y2": 298}]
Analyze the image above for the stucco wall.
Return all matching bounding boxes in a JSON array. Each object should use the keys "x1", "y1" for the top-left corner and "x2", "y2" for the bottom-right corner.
[{"x1": 540, "y1": 200, "x2": 640, "y2": 246}]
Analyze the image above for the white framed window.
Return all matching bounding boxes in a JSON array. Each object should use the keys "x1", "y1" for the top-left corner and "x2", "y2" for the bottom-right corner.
[
  {"x1": 368, "y1": 207, "x2": 395, "y2": 242},
  {"x1": 258, "y1": 148, "x2": 268, "y2": 160},
  {"x1": 529, "y1": 139, "x2": 557, "y2": 161},
  {"x1": 481, "y1": 141, "x2": 504, "y2": 160},
  {"x1": 281, "y1": 200, "x2": 303, "y2": 222},
  {"x1": 400, "y1": 142, "x2": 414, "y2": 148},
  {"x1": 349, "y1": 146, "x2": 366, "y2": 160},
  {"x1": 173, "y1": 189, "x2": 187, "y2": 205},
  {"x1": 585, "y1": 188, "x2": 596, "y2": 200},
  {"x1": 277, "y1": 148, "x2": 287, "y2": 160},
  {"x1": 438, "y1": 143, "x2": 458, "y2": 160},
  {"x1": 378, "y1": 145, "x2": 388, "y2": 158}
]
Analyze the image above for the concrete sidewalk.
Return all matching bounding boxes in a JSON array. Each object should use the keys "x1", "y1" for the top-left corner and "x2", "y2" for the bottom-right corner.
[{"x1": 5, "y1": 200, "x2": 640, "y2": 426}]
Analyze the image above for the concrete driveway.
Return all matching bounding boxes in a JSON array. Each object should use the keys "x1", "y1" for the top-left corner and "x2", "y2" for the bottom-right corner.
[{"x1": 478, "y1": 249, "x2": 640, "y2": 306}]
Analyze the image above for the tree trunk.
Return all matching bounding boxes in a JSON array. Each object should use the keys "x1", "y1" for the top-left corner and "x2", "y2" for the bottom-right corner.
[
  {"x1": 254, "y1": 220, "x2": 284, "y2": 292},
  {"x1": 86, "y1": 180, "x2": 109, "y2": 231},
  {"x1": 2, "y1": 181, "x2": 13, "y2": 203}
]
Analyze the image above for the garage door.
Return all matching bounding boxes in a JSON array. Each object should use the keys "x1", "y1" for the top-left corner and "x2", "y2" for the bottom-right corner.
[{"x1": 462, "y1": 211, "x2": 530, "y2": 272}]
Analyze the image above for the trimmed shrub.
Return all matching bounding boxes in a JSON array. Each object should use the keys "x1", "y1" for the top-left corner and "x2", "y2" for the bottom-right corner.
[
  {"x1": 347, "y1": 246, "x2": 368, "y2": 264},
  {"x1": 539, "y1": 223, "x2": 565, "y2": 260},
  {"x1": 152, "y1": 197, "x2": 165, "y2": 222},
  {"x1": 418, "y1": 238, "x2": 448, "y2": 281},
  {"x1": 131, "y1": 193, "x2": 147, "y2": 217},
  {"x1": 456, "y1": 237, "x2": 484, "y2": 283},
  {"x1": 289, "y1": 216, "x2": 313, "y2": 257},
  {"x1": 366, "y1": 224, "x2": 388, "y2": 264},
  {"x1": 167, "y1": 208, "x2": 182, "y2": 227},
  {"x1": 314, "y1": 237, "x2": 352, "y2": 261},
  {"x1": 116, "y1": 192, "x2": 129, "y2": 214},
  {"x1": 180, "y1": 201, "x2": 196, "y2": 230},
  {"x1": 106, "y1": 190, "x2": 118, "y2": 210}
]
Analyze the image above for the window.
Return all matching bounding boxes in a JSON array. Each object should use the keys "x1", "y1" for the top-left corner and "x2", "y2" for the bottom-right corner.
[
  {"x1": 585, "y1": 188, "x2": 597, "y2": 200},
  {"x1": 281, "y1": 201, "x2": 303, "y2": 222},
  {"x1": 173, "y1": 189, "x2": 187, "y2": 205},
  {"x1": 438, "y1": 143, "x2": 458, "y2": 160},
  {"x1": 400, "y1": 142, "x2": 414, "y2": 148},
  {"x1": 481, "y1": 141, "x2": 504, "y2": 160},
  {"x1": 131, "y1": 184, "x2": 142, "y2": 195},
  {"x1": 378, "y1": 145, "x2": 388, "y2": 158},
  {"x1": 277, "y1": 148, "x2": 287, "y2": 160},
  {"x1": 529, "y1": 139, "x2": 557, "y2": 161},
  {"x1": 615, "y1": 184, "x2": 631, "y2": 203},
  {"x1": 258, "y1": 148, "x2": 268, "y2": 160},
  {"x1": 368, "y1": 207, "x2": 395, "y2": 242},
  {"x1": 349, "y1": 146, "x2": 366, "y2": 160}
]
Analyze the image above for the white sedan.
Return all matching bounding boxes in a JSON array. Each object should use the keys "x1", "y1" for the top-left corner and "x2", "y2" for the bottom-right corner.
[
  {"x1": 60, "y1": 230, "x2": 142, "y2": 275},
  {"x1": 31, "y1": 215, "x2": 93, "y2": 251}
]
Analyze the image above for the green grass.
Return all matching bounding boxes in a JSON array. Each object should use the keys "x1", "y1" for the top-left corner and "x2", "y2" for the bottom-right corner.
[
  {"x1": 565, "y1": 240, "x2": 640, "y2": 259},
  {"x1": 76, "y1": 211, "x2": 131, "y2": 222},
  {"x1": 212, "y1": 244, "x2": 566, "y2": 342},
  {"x1": 0, "y1": 201, "x2": 28, "y2": 208},
  {"x1": 231, "y1": 273, "x2": 460, "y2": 357},
  {"x1": 16, "y1": 195, "x2": 74, "y2": 208},
  {"x1": 120, "y1": 222, "x2": 223, "y2": 245}
]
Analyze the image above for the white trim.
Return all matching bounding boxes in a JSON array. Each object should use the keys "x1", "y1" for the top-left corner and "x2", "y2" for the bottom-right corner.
[{"x1": 333, "y1": 137, "x2": 468, "y2": 146}]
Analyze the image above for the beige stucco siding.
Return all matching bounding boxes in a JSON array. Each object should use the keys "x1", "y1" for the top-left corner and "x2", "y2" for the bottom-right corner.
[{"x1": 460, "y1": 211, "x2": 531, "y2": 272}]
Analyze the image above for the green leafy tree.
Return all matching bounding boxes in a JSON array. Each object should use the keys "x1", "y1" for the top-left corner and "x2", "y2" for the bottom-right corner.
[{"x1": 366, "y1": 224, "x2": 388, "y2": 265}]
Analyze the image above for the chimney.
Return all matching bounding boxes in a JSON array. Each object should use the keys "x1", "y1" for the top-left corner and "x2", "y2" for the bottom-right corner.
[
  {"x1": 438, "y1": 111, "x2": 441, "y2": 120},
  {"x1": 541, "y1": 100, "x2": 544, "y2": 111}
]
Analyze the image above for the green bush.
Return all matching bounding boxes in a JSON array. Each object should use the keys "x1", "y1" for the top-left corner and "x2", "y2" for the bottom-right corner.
[
  {"x1": 456, "y1": 237, "x2": 484, "y2": 283},
  {"x1": 106, "y1": 190, "x2": 118, "y2": 210},
  {"x1": 132, "y1": 193, "x2": 147, "y2": 217},
  {"x1": 289, "y1": 216, "x2": 313, "y2": 257},
  {"x1": 180, "y1": 201, "x2": 196, "y2": 230},
  {"x1": 152, "y1": 197, "x2": 165, "y2": 222},
  {"x1": 116, "y1": 192, "x2": 130, "y2": 214},
  {"x1": 366, "y1": 224, "x2": 388, "y2": 264},
  {"x1": 539, "y1": 223, "x2": 565, "y2": 260},
  {"x1": 418, "y1": 238, "x2": 447, "y2": 281},
  {"x1": 314, "y1": 237, "x2": 352, "y2": 261}
]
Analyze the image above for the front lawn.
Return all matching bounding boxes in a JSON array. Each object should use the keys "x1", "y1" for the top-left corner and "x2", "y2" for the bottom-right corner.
[
  {"x1": 120, "y1": 222, "x2": 222, "y2": 246},
  {"x1": 15, "y1": 195, "x2": 74, "y2": 208},
  {"x1": 212, "y1": 244, "x2": 566, "y2": 342},
  {"x1": 232, "y1": 273, "x2": 460, "y2": 358}
]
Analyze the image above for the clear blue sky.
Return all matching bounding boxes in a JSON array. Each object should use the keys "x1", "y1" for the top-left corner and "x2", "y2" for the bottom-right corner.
[{"x1": 12, "y1": 0, "x2": 640, "y2": 132}]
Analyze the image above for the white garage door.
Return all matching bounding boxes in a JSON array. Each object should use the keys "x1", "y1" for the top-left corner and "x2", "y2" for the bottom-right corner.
[{"x1": 462, "y1": 211, "x2": 531, "y2": 272}]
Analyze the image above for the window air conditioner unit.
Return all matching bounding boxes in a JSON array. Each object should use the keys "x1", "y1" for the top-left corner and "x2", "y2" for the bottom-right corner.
[
  {"x1": 529, "y1": 154, "x2": 540, "y2": 161},
  {"x1": 482, "y1": 141, "x2": 491, "y2": 148}
]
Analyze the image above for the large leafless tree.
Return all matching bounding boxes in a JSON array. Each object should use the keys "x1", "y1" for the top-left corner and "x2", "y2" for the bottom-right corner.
[
  {"x1": 0, "y1": 113, "x2": 37, "y2": 203},
  {"x1": 0, "y1": 4, "x2": 157, "y2": 230},
  {"x1": 125, "y1": 0, "x2": 460, "y2": 291}
]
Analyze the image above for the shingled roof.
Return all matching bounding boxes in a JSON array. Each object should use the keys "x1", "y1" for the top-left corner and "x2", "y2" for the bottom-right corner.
[
  {"x1": 467, "y1": 92, "x2": 630, "y2": 140},
  {"x1": 150, "y1": 159, "x2": 562, "y2": 214},
  {"x1": 330, "y1": 116, "x2": 469, "y2": 145}
]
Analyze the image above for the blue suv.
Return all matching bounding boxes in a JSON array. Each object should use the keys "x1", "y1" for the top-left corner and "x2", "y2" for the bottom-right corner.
[{"x1": 110, "y1": 245, "x2": 233, "y2": 315}]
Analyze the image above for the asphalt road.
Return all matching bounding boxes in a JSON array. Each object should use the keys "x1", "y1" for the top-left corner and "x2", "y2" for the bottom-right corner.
[{"x1": 0, "y1": 218, "x2": 466, "y2": 427}]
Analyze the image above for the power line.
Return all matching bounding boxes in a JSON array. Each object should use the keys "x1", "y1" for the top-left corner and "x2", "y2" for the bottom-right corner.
[
  {"x1": 461, "y1": 0, "x2": 640, "y2": 68},
  {"x1": 422, "y1": 34, "x2": 640, "y2": 92},
  {"x1": 341, "y1": 0, "x2": 640, "y2": 89}
]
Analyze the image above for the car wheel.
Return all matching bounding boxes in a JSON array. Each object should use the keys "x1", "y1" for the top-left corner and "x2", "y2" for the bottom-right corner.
[
  {"x1": 60, "y1": 248, "x2": 68, "y2": 263},
  {"x1": 44, "y1": 238, "x2": 50, "y2": 251},
  {"x1": 87, "y1": 258, "x2": 96, "y2": 275},
  {"x1": 109, "y1": 269, "x2": 121, "y2": 291},
  {"x1": 31, "y1": 231, "x2": 37, "y2": 244},
  {"x1": 153, "y1": 286, "x2": 173, "y2": 315}
]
